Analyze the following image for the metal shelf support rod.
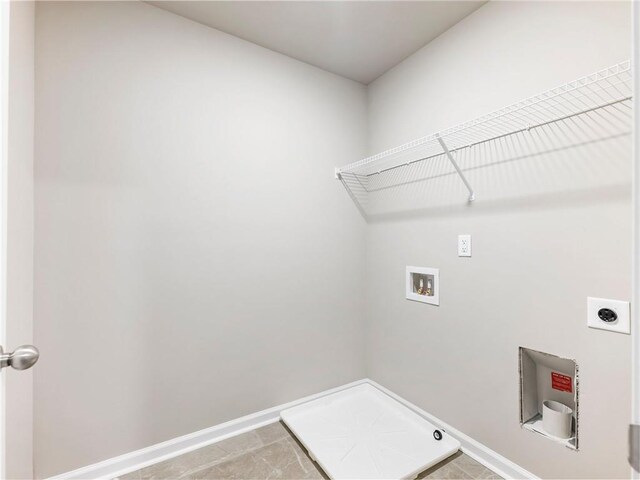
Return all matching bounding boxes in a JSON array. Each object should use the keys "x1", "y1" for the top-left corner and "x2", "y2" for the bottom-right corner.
[{"x1": 436, "y1": 134, "x2": 475, "y2": 202}]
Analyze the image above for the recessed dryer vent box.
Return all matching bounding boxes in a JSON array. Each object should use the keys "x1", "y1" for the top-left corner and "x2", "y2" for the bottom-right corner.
[
  {"x1": 519, "y1": 347, "x2": 578, "y2": 450},
  {"x1": 406, "y1": 266, "x2": 439, "y2": 306}
]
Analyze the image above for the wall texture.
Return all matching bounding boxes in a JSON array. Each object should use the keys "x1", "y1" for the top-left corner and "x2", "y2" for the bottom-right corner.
[
  {"x1": 365, "y1": 2, "x2": 632, "y2": 479},
  {"x1": 7, "y1": 1, "x2": 35, "y2": 478},
  {"x1": 34, "y1": 2, "x2": 367, "y2": 477}
]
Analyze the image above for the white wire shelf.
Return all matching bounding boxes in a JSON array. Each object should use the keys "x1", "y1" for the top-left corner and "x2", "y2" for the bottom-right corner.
[{"x1": 336, "y1": 61, "x2": 633, "y2": 216}]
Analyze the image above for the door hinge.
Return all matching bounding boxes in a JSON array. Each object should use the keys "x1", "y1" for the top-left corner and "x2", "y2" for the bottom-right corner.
[{"x1": 631, "y1": 424, "x2": 640, "y2": 472}]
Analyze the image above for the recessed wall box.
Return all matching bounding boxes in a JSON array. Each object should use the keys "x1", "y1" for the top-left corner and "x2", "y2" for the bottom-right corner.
[
  {"x1": 519, "y1": 347, "x2": 578, "y2": 450},
  {"x1": 406, "y1": 266, "x2": 439, "y2": 306}
]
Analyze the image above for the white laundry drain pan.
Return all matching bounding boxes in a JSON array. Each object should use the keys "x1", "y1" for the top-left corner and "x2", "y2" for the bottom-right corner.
[{"x1": 280, "y1": 383, "x2": 460, "y2": 479}]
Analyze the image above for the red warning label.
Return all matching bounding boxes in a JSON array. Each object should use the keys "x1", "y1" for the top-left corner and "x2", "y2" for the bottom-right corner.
[{"x1": 551, "y1": 372, "x2": 572, "y2": 393}]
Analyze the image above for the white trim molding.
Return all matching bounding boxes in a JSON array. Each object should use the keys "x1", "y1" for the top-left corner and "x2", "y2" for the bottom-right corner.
[
  {"x1": 46, "y1": 379, "x2": 368, "y2": 480},
  {"x1": 369, "y1": 380, "x2": 538, "y2": 480},
  {"x1": 0, "y1": 1, "x2": 10, "y2": 477},
  {"x1": 47, "y1": 378, "x2": 536, "y2": 480}
]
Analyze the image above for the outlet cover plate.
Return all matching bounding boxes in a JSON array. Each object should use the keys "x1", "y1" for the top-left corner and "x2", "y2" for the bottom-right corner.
[
  {"x1": 587, "y1": 297, "x2": 630, "y2": 334},
  {"x1": 458, "y1": 234, "x2": 471, "y2": 257}
]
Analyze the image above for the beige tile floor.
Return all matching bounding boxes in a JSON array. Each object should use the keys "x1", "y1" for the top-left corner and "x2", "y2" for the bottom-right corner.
[{"x1": 117, "y1": 422, "x2": 502, "y2": 480}]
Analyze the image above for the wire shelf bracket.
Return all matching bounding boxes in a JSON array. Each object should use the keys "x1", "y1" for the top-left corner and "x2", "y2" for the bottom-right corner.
[{"x1": 435, "y1": 134, "x2": 475, "y2": 202}]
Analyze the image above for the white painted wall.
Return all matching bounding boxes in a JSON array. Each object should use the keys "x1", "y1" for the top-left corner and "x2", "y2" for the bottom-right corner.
[
  {"x1": 6, "y1": 1, "x2": 35, "y2": 478},
  {"x1": 365, "y1": 2, "x2": 632, "y2": 478},
  {"x1": 33, "y1": 2, "x2": 367, "y2": 477},
  {"x1": 32, "y1": 1, "x2": 635, "y2": 478}
]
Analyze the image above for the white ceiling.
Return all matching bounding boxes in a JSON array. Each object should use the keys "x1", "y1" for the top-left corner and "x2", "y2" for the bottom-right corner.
[{"x1": 147, "y1": 1, "x2": 486, "y2": 84}]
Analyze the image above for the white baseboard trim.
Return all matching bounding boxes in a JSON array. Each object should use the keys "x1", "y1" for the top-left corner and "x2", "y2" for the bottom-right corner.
[
  {"x1": 47, "y1": 379, "x2": 368, "y2": 480},
  {"x1": 368, "y1": 379, "x2": 538, "y2": 480},
  {"x1": 48, "y1": 378, "x2": 536, "y2": 480}
]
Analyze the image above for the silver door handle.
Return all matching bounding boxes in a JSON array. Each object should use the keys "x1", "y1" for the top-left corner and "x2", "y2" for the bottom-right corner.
[{"x1": 0, "y1": 345, "x2": 39, "y2": 371}]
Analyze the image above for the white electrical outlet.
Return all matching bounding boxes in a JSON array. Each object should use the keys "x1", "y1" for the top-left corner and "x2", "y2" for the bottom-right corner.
[
  {"x1": 458, "y1": 234, "x2": 471, "y2": 257},
  {"x1": 587, "y1": 297, "x2": 630, "y2": 334}
]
